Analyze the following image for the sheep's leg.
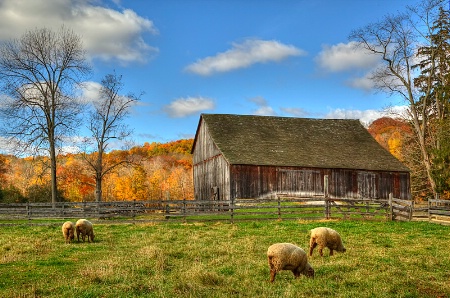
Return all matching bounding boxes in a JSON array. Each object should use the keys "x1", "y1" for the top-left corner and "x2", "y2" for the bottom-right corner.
[
  {"x1": 293, "y1": 268, "x2": 301, "y2": 278},
  {"x1": 270, "y1": 270, "x2": 277, "y2": 283},
  {"x1": 318, "y1": 246, "x2": 324, "y2": 257},
  {"x1": 329, "y1": 249, "x2": 334, "y2": 256},
  {"x1": 309, "y1": 242, "x2": 317, "y2": 256}
]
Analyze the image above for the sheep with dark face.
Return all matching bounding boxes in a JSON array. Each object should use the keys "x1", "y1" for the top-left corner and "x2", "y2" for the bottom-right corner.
[
  {"x1": 75, "y1": 219, "x2": 95, "y2": 243},
  {"x1": 61, "y1": 221, "x2": 75, "y2": 243},
  {"x1": 309, "y1": 227, "x2": 346, "y2": 257},
  {"x1": 267, "y1": 243, "x2": 314, "y2": 282}
]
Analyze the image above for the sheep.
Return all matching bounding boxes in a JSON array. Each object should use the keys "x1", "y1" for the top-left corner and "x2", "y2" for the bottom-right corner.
[
  {"x1": 309, "y1": 227, "x2": 346, "y2": 257},
  {"x1": 75, "y1": 219, "x2": 95, "y2": 243},
  {"x1": 61, "y1": 221, "x2": 75, "y2": 243},
  {"x1": 267, "y1": 243, "x2": 314, "y2": 282}
]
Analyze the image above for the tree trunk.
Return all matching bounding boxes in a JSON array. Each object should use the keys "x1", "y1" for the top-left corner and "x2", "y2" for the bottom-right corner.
[
  {"x1": 95, "y1": 150, "x2": 103, "y2": 202},
  {"x1": 49, "y1": 139, "x2": 58, "y2": 208},
  {"x1": 95, "y1": 175, "x2": 102, "y2": 202}
]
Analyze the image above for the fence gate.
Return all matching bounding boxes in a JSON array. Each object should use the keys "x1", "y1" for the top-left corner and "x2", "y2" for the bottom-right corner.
[{"x1": 389, "y1": 194, "x2": 414, "y2": 221}]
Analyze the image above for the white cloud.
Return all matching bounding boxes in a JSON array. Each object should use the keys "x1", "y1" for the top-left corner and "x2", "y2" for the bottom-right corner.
[
  {"x1": 0, "y1": 0, "x2": 158, "y2": 64},
  {"x1": 185, "y1": 39, "x2": 306, "y2": 76},
  {"x1": 280, "y1": 107, "x2": 309, "y2": 117},
  {"x1": 164, "y1": 97, "x2": 215, "y2": 118},
  {"x1": 249, "y1": 96, "x2": 276, "y2": 116},
  {"x1": 316, "y1": 41, "x2": 379, "y2": 72},
  {"x1": 79, "y1": 81, "x2": 102, "y2": 103},
  {"x1": 254, "y1": 106, "x2": 276, "y2": 116},
  {"x1": 346, "y1": 74, "x2": 376, "y2": 90},
  {"x1": 323, "y1": 105, "x2": 409, "y2": 126}
]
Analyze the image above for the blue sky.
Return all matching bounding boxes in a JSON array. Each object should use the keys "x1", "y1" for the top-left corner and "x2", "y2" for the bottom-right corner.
[{"x1": 0, "y1": 0, "x2": 413, "y2": 149}]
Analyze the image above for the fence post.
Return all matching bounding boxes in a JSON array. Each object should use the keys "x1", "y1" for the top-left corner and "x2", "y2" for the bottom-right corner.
[
  {"x1": 277, "y1": 195, "x2": 281, "y2": 220},
  {"x1": 230, "y1": 197, "x2": 235, "y2": 224},
  {"x1": 183, "y1": 198, "x2": 187, "y2": 223},
  {"x1": 324, "y1": 199, "x2": 329, "y2": 219},
  {"x1": 324, "y1": 175, "x2": 330, "y2": 219},
  {"x1": 389, "y1": 193, "x2": 393, "y2": 221},
  {"x1": 132, "y1": 199, "x2": 136, "y2": 223},
  {"x1": 27, "y1": 202, "x2": 31, "y2": 222},
  {"x1": 428, "y1": 198, "x2": 431, "y2": 221}
]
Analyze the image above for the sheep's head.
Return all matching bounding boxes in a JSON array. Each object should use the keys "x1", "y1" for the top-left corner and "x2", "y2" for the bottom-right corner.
[{"x1": 304, "y1": 263, "x2": 315, "y2": 278}]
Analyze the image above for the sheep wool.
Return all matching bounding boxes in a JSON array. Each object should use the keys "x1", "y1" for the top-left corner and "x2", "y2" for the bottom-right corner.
[
  {"x1": 61, "y1": 221, "x2": 75, "y2": 243},
  {"x1": 309, "y1": 227, "x2": 346, "y2": 257},
  {"x1": 267, "y1": 243, "x2": 314, "y2": 283},
  {"x1": 75, "y1": 219, "x2": 95, "y2": 243}
]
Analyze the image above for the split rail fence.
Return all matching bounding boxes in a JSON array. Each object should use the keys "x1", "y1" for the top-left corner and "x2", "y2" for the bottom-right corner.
[{"x1": 0, "y1": 193, "x2": 431, "y2": 224}]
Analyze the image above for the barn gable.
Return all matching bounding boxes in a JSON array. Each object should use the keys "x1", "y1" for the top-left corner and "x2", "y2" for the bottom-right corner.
[{"x1": 192, "y1": 113, "x2": 410, "y2": 201}]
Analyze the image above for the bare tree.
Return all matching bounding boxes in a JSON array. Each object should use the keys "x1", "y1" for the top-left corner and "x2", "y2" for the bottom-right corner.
[
  {"x1": 82, "y1": 72, "x2": 140, "y2": 202},
  {"x1": 349, "y1": 0, "x2": 448, "y2": 198},
  {"x1": 0, "y1": 27, "x2": 90, "y2": 207}
]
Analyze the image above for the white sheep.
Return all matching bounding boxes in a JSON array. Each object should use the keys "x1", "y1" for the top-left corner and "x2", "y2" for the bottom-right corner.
[
  {"x1": 267, "y1": 243, "x2": 315, "y2": 282},
  {"x1": 75, "y1": 219, "x2": 95, "y2": 243},
  {"x1": 61, "y1": 221, "x2": 75, "y2": 243},
  {"x1": 309, "y1": 227, "x2": 346, "y2": 257}
]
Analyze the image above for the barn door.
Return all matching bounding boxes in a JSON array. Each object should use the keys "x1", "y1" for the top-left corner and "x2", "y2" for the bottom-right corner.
[
  {"x1": 357, "y1": 172, "x2": 377, "y2": 199},
  {"x1": 277, "y1": 169, "x2": 323, "y2": 196}
]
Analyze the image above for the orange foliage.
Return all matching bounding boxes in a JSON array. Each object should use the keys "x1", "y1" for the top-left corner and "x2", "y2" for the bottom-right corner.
[
  {"x1": 0, "y1": 139, "x2": 194, "y2": 202},
  {"x1": 368, "y1": 117, "x2": 412, "y2": 161}
]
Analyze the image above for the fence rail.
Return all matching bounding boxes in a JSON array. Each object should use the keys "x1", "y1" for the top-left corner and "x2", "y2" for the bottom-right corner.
[
  {"x1": 428, "y1": 198, "x2": 450, "y2": 223},
  {"x1": 1, "y1": 195, "x2": 447, "y2": 224},
  {"x1": 0, "y1": 194, "x2": 414, "y2": 223}
]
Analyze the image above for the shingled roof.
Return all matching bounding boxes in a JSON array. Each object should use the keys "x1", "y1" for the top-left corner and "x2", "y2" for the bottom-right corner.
[{"x1": 195, "y1": 113, "x2": 409, "y2": 172}]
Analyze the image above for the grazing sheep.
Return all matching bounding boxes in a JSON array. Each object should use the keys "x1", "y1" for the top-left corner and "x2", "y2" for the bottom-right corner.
[
  {"x1": 309, "y1": 227, "x2": 346, "y2": 257},
  {"x1": 267, "y1": 243, "x2": 314, "y2": 283},
  {"x1": 75, "y1": 219, "x2": 95, "y2": 243},
  {"x1": 61, "y1": 221, "x2": 75, "y2": 243}
]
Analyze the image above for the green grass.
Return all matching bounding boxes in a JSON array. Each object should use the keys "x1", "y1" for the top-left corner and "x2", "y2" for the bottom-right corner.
[{"x1": 1, "y1": 220, "x2": 449, "y2": 297}]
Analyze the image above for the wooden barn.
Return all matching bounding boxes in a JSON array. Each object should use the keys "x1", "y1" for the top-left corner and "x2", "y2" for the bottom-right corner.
[{"x1": 191, "y1": 114, "x2": 410, "y2": 201}]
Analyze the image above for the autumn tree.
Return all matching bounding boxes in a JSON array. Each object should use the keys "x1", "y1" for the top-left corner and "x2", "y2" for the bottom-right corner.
[
  {"x1": 81, "y1": 72, "x2": 140, "y2": 202},
  {"x1": 349, "y1": 0, "x2": 449, "y2": 198},
  {"x1": 413, "y1": 6, "x2": 450, "y2": 195},
  {"x1": 0, "y1": 27, "x2": 90, "y2": 207}
]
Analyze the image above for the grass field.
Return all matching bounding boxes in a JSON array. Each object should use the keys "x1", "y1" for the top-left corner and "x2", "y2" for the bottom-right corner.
[{"x1": 1, "y1": 219, "x2": 449, "y2": 298}]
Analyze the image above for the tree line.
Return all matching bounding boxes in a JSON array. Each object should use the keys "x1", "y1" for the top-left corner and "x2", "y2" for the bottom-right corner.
[
  {"x1": 0, "y1": 139, "x2": 194, "y2": 203},
  {"x1": 0, "y1": 117, "x2": 444, "y2": 203}
]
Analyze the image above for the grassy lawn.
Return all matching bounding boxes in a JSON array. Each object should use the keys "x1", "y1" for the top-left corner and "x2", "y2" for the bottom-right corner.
[{"x1": 1, "y1": 219, "x2": 449, "y2": 297}]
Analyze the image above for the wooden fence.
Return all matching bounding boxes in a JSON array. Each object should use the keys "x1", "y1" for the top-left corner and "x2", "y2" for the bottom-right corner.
[
  {"x1": 0, "y1": 194, "x2": 418, "y2": 223},
  {"x1": 427, "y1": 198, "x2": 450, "y2": 223},
  {"x1": 390, "y1": 195, "x2": 414, "y2": 221}
]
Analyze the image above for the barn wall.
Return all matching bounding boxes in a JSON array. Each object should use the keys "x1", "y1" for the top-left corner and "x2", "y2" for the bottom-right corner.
[
  {"x1": 230, "y1": 165, "x2": 410, "y2": 200},
  {"x1": 192, "y1": 120, "x2": 230, "y2": 200}
]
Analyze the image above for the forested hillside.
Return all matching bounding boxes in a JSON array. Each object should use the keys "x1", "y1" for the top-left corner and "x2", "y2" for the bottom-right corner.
[
  {"x1": 0, "y1": 139, "x2": 194, "y2": 203},
  {"x1": 0, "y1": 117, "x2": 441, "y2": 203},
  {"x1": 367, "y1": 117, "x2": 436, "y2": 201}
]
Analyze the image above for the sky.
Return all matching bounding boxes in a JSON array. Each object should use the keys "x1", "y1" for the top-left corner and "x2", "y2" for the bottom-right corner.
[{"x1": 0, "y1": 0, "x2": 415, "y2": 150}]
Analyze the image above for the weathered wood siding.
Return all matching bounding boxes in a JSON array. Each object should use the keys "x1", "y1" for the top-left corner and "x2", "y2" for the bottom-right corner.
[
  {"x1": 328, "y1": 169, "x2": 410, "y2": 200},
  {"x1": 229, "y1": 165, "x2": 410, "y2": 200},
  {"x1": 192, "y1": 116, "x2": 411, "y2": 201},
  {"x1": 192, "y1": 120, "x2": 230, "y2": 201}
]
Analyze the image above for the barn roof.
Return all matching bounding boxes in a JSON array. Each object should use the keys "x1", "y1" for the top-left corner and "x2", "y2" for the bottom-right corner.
[{"x1": 195, "y1": 113, "x2": 409, "y2": 172}]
